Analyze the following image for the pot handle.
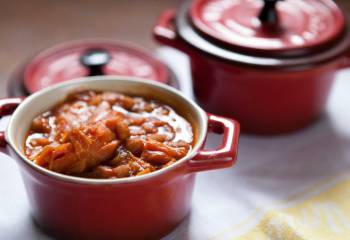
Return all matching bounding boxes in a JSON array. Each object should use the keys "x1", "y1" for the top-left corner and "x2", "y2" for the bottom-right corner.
[
  {"x1": 153, "y1": 9, "x2": 187, "y2": 52},
  {"x1": 0, "y1": 97, "x2": 24, "y2": 147},
  {"x1": 188, "y1": 114, "x2": 240, "y2": 172},
  {"x1": 80, "y1": 49, "x2": 111, "y2": 76}
]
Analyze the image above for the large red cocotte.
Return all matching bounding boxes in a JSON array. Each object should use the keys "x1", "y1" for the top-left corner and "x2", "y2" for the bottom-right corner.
[{"x1": 154, "y1": 0, "x2": 350, "y2": 134}]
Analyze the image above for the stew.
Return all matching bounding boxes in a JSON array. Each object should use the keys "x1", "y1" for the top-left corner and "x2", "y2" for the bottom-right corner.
[{"x1": 25, "y1": 90, "x2": 193, "y2": 179}]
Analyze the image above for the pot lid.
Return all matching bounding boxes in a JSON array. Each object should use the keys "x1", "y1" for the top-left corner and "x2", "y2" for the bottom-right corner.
[
  {"x1": 24, "y1": 40, "x2": 169, "y2": 93},
  {"x1": 176, "y1": 0, "x2": 350, "y2": 69},
  {"x1": 189, "y1": 0, "x2": 346, "y2": 57}
]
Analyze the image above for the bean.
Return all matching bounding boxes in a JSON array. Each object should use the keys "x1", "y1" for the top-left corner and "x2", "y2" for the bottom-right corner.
[
  {"x1": 125, "y1": 138, "x2": 144, "y2": 157},
  {"x1": 141, "y1": 150, "x2": 174, "y2": 165},
  {"x1": 113, "y1": 164, "x2": 131, "y2": 178}
]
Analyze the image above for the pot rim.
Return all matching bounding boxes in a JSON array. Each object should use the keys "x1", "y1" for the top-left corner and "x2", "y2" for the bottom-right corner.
[
  {"x1": 175, "y1": 1, "x2": 350, "y2": 70},
  {"x1": 5, "y1": 76, "x2": 208, "y2": 185}
]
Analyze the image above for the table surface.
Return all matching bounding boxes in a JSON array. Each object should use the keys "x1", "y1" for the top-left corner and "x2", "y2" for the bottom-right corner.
[{"x1": 1, "y1": 1, "x2": 350, "y2": 240}]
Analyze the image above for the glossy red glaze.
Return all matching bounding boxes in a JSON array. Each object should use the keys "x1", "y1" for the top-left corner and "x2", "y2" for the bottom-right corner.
[
  {"x1": 188, "y1": 114, "x2": 240, "y2": 171},
  {"x1": 190, "y1": 55, "x2": 337, "y2": 134},
  {"x1": 154, "y1": 9, "x2": 350, "y2": 134},
  {"x1": 10, "y1": 153, "x2": 195, "y2": 239},
  {"x1": 24, "y1": 40, "x2": 169, "y2": 93},
  {"x1": 0, "y1": 78, "x2": 240, "y2": 239},
  {"x1": 190, "y1": 0, "x2": 345, "y2": 56},
  {"x1": 0, "y1": 97, "x2": 23, "y2": 147},
  {"x1": 153, "y1": 10, "x2": 188, "y2": 53}
]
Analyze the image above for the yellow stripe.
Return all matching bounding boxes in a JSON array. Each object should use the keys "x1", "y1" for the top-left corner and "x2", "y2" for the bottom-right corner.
[
  {"x1": 211, "y1": 172, "x2": 350, "y2": 240},
  {"x1": 235, "y1": 177, "x2": 350, "y2": 240}
]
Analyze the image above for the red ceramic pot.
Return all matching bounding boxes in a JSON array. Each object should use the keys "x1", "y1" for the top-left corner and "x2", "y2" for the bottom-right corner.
[
  {"x1": 8, "y1": 39, "x2": 170, "y2": 96},
  {"x1": 0, "y1": 76, "x2": 240, "y2": 239},
  {"x1": 154, "y1": 0, "x2": 350, "y2": 134}
]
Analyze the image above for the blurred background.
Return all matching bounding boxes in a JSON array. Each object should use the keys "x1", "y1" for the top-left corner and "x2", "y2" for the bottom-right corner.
[{"x1": 0, "y1": 0, "x2": 349, "y2": 97}]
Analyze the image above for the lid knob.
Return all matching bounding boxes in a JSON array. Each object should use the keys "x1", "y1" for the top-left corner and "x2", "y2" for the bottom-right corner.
[
  {"x1": 258, "y1": 0, "x2": 283, "y2": 25},
  {"x1": 80, "y1": 49, "x2": 111, "y2": 76}
]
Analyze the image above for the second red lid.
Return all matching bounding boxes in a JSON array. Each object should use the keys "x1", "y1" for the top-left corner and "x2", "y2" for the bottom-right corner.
[
  {"x1": 24, "y1": 39, "x2": 169, "y2": 93},
  {"x1": 190, "y1": 0, "x2": 346, "y2": 56}
]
